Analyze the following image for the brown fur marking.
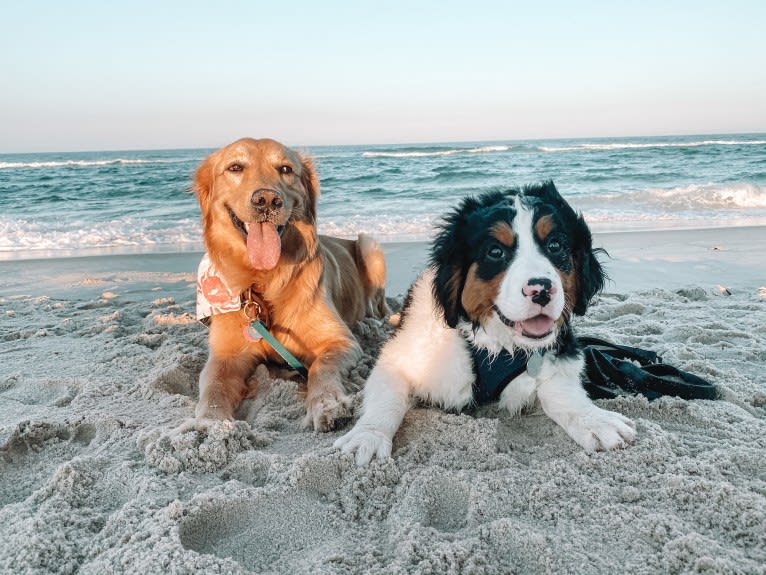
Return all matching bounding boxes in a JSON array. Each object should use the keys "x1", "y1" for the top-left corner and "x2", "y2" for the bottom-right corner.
[
  {"x1": 491, "y1": 221, "x2": 516, "y2": 247},
  {"x1": 535, "y1": 214, "x2": 555, "y2": 241},
  {"x1": 461, "y1": 263, "x2": 504, "y2": 322},
  {"x1": 558, "y1": 260, "x2": 578, "y2": 322}
]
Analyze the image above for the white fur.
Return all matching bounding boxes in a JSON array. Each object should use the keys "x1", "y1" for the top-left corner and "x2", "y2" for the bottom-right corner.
[
  {"x1": 535, "y1": 354, "x2": 635, "y2": 451},
  {"x1": 335, "y1": 201, "x2": 635, "y2": 466},
  {"x1": 334, "y1": 270, "x2": 476, "y2": 465},
  {"x1": 497, "y1": 198, "x2": 566, "y2": 331}
]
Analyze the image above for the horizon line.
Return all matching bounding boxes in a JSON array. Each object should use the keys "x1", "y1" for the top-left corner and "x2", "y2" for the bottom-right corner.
[{"x1": 2, "y1": 129, "x2": 766, "y2": 156}]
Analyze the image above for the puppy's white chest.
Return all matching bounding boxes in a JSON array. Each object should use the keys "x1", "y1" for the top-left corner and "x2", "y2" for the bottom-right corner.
[{"x1": 526, "y1": 350, "x2": 545, "y2": 377}]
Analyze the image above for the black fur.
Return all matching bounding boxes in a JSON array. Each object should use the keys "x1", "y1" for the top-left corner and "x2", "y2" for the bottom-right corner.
[
  {"x1": 430, "y1": 190, "x2": 518, "y2": 328},
  {"x1": 523, "y1": 180, "x2": 606, "y2": 314},
  {"x1": 553, "y1": 321, "x2": 580, "y2": 359},
  {"x1": 571, "y1": 218, "x2": 606, "y2": 315}
]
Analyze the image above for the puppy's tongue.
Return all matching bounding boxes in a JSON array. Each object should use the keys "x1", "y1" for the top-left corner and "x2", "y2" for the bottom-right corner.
[
  {"x1": 519, "y1": 314, "x2": 555, "y2": 337},
  {"x1": 246, "y1": 222, "x2": 281, "y2": 270}
]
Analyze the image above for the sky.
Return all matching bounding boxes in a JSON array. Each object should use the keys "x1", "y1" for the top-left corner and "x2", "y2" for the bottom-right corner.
[{"x1": 1, "y1": 0, "x2": 765, "y2": 153}]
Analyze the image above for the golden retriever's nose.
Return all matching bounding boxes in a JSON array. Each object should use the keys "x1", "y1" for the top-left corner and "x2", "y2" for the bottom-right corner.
[{"x1": 251, "y1": 189, "x2": 284, "y2": 212}]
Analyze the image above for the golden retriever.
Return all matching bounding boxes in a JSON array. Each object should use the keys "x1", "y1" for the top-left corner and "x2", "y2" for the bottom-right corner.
[{"x1": 192, "y1": 138, "x2": 388, "y2": 431}]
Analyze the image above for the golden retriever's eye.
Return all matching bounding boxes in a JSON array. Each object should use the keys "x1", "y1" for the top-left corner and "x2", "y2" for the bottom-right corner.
[
  {"x1": 278, "y1": 165, "x2": 293, "y2": 175},
  {"x1": 227, "y1": 163, "x2": 243, "y2": 172}
]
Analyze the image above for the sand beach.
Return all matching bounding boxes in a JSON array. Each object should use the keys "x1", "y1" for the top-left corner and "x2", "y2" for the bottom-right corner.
[
  {"x1": 3, "y1": 0, "x2": 766, "y2": 569},
  {"x1": 0, "y1": 226, "x2": 765, "y2": 574}
]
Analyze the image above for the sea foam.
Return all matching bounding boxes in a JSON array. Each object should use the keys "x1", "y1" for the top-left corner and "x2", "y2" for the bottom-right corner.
[{"x1": 0, "y1": 159, "x2": 182, "y2": 170}]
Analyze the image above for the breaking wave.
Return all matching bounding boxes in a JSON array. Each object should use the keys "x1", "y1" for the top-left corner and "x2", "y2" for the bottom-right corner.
[
  {"x1": 576, "y1": 182, "x2": 766, "y2": 211},
  {"x1": 362, "y1": 145, "x2": 510, "y2": 158}
]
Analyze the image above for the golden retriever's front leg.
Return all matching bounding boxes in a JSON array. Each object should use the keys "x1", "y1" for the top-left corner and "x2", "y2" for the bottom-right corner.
[
  {"x1": 195, "y1": 353, "x2": 253, "y2": 424},
  {"x1": 302, "y1": 341, "x2": 358, "y2": 432}
]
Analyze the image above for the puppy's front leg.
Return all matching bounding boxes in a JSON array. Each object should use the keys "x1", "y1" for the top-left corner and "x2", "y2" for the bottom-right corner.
[
  {"x1": 334, "y1": 363, "x2": 411, "y2": 466},
  {"x1": 537, "y1": 357, "x2": 636, "y2": 451},
  {"x1": 195, "y1": 354, "x2": 253, "y2": 424}
]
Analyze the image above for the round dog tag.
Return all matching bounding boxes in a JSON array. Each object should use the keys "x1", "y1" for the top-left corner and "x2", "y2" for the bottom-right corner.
[
  {"x1": 242, "y1": 324, "x2": 263, "y2": 342},
  {"x1": 526, "y1": 350, "x2": 544, "y2": 377}
]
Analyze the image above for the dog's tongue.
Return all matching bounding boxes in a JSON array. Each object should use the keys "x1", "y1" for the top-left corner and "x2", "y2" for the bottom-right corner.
[
  {"x1": 246, "y1": 222, "x2": 281, "y2": 270},
  {"x1": 520, "y1": 315, "x2": 555, "y2": 337}
]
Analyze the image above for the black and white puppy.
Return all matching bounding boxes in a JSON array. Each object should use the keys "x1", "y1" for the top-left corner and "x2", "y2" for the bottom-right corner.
[{"x1": 335, "y1": 181, "x2": 635, "y2": 466}]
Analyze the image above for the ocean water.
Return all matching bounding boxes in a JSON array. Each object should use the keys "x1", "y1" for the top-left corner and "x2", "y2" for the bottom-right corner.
[{"x1": 1, "y1": 134, "x2": 765, "y2": 260}]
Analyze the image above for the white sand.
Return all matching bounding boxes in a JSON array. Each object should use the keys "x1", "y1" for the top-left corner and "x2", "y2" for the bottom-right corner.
[{"x1": 0, "y1": 228, "x2": 764, "y2": 574}]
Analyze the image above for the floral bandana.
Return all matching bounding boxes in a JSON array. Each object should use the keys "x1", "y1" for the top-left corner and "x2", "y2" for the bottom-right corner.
[{"x1": 196, "y1": 253, "x2": 241, "y2": 323}]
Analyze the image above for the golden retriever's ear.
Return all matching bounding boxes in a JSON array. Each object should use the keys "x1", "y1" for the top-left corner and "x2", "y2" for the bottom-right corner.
[
  {"x1": 194, "y1": 155, "x2": 215, "y2": 215},
  {"x1": 300, "y1": 155, "x2": 320, "y2": 219}
]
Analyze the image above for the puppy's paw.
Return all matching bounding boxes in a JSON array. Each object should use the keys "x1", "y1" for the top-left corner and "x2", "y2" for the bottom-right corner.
[
  {"x1": 303, "y1": 388, "x2": 352, "y2": 432},
  {"x1": 564, "y1": 407, "x2": 636, "y2": 452},
  {"x1": 334, "y1": 425, "x2": 392, "y2": 467}
]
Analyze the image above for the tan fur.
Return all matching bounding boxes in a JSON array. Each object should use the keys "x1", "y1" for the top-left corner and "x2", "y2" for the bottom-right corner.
[
  {"x1": 535, "y1": 214, "x2": 555, "y2": 240},
  {"x1": 193, "y1": 138, "x2": 389, "y2": 431},
  {"x1": 491, "y1": 221, "x2": 516, "y2": 247},
  {"x1": 461, "y1": 263, "x2": 504, "y2": 322},
  {"x1": 559, "y1": 263, "x2": 578, "y2": 323}
]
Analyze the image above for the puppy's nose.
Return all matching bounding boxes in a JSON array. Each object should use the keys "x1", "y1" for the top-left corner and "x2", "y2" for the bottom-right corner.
[
  {"x1": 251, "y1": 189, "x2": 283, "y2": 211},
  {"x1": 522, "y1": 277, "x2": 557, "y2": 306}
]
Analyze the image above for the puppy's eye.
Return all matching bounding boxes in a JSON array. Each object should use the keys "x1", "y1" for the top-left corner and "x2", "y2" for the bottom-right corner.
[
  {"x1": 546, "y1": 239, "x2": 563, "y2": 254},
  {"x1": 227, "y1": 163, "x2": 243, "y2": 172},
  {"x1": 486, "y1": 245, "x2": 505, "y2": 261},
  {"x1": 278, "y1": 165, "x2": 293, "y2": 175}
]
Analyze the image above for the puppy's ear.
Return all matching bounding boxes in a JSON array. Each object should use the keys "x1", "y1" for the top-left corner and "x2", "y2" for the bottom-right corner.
[
  {"x1": 572, "y1": 214, "x2": 606, "y2": 315},
  {"x1": 194, "y1": 155, "x2": 215, "y2": 217},
  {"x1": 528, "y1": 180, "x2": 568, "y2": 213},
  {"x1": 300, "y1": 155, "x2": 320, "y2": 223},
  {"x1": 533, "y1": 181, "x2": 605, "y2": 315},
  {"x1": 430, "y1": 199, "x2": 479, "y2": 328}
]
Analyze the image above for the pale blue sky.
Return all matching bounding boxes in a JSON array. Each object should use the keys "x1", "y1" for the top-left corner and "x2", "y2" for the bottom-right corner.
[{"x1": 2, "y1": 0, "x2": 764, "y2": 152}]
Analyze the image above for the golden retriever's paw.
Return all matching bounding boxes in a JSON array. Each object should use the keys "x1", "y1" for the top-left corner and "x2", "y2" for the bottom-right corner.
[
  {"x1": 334, "y1": 426, "x2": 392, "y2": 467},
  {"x1": 303, "y1": 390, "x2": 352, "y2": 432}
]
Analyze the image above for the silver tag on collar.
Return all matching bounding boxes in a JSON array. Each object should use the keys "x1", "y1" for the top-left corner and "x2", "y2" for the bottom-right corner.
[{"x1": 526, "y1": 350, "x2": 545, "y2": 377}]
